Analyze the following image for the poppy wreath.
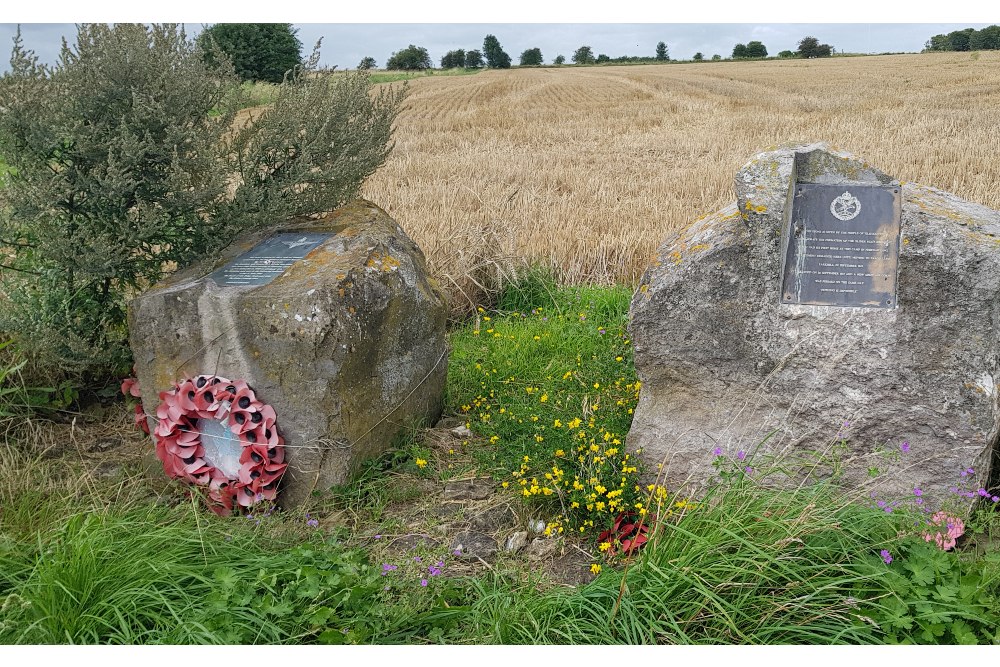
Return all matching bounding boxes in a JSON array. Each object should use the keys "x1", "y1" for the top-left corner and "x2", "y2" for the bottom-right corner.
[
  {"x1": 120, "y1": 372, "x2": 150, "y2": 435},
  {"x1": 153, "y1": 374, "x2": 287, "y2": 515}
]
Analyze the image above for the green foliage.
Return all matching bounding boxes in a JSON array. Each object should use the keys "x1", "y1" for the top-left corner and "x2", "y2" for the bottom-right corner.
[
  {"x1": 925, "y1": 26, "x2": 1000, "y2": 52},
  {"x1": 519, "y1": 47, "x2": 543, "y2": 67},
  {"x1": 446, "y1": 268, "x2": 641, "y2": 535},
  {"x1": 553, "y1": 55, "x2": 565, "y2": 65},
  {"x1": 692, "y1": 52, "x2": 703, "y2": 61},
  {"x1": 386, "y1": 44, "x2": 431, "y2": 70},
  {"x1": 483, "y1": 35, "x2": 511, "y2": 69},
  {"x1": 798, "y1": 36, "x2": 833, "y2": 58},
  {"x1": 655, "y1": 41, "x2": 669, "y2": 61},
  {"x1": 464, "y1": 49, "x2": 485, "y2": 69},
  {"x1": 732, "y1": 43, "x2": 748, "y2": 59},
  {"x1": 441, "y1": 49, "x2": 466, "y2": 69},
  {"x1": 745, "y1": 41, "x2": 768, "y2": 58},
  {"x1": 197, "y1": 23, "x2": 302, "y2": 83},
  {"x1": 358, "y1": 56, "x2": 377, "y2": 70},
  {"x1": 778, "y1": 50, "x2": 795, "y2": 58},
  {"x1": 0, "y1": 24, "x2": 238, "y2": 379},
  {"x1": 596, "y1": 54, "x2": 610, "y2": 64},
  {"x1": 711, "y1": 54, "x2": 721, "y2": 61},
  {"x1": 572, "y1": 46, "x2": 595, "y2": 65},
  {"x1": 0, "y1": 25, "x2": 405, "y2": 384},
  {"x1": 861, "y1": 539, "x2": 999, "y2": 644}
]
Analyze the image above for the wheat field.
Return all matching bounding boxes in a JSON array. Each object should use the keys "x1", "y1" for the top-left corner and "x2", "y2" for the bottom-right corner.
[{"x1": 360, "y1": 52, "x2": 1000, "y2": 309}]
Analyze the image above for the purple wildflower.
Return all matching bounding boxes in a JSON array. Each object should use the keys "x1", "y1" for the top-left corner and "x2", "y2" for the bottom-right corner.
[
  {"x1": 428, "y1": 566, "x2": 442, "y2": 576},
  {"x1": 420, "y1": 579, "x2": 428, "y2": 587},
  {"x1": 993, "y1": 496, "x2": 1000, "y2": 503},
  {"x1": 374, "y1": 534, "x2": 382, "y2": 540},
  {"x1": 413, "y1": 556, "x2": 423, "y2": 562},
  {"x1": 877, "y1": 500, "x2": 887, "y2": 508},
  {"x1": 382, "y1": 563, "x2": 398, "y2": 572},
  {"x1": 712, "y1": 447, "x2": 723, "y2": 457},
  {"x1": 737, "y1": 450, "x2": 746, "y2": 461},
  {"x1": 880, "y1": 549, "x2": 892, "y2": 565},
  {"x1": 598, "y1": 328, "x2": 606, "y2": 335},
  {"x1": 900, "y1": 442, "x2": 910, "y2": 453},
  {"x1": 979, "y1": 489, "x2": 989, "y2": 497},
  {"x1": 453, "y1": 548, "x2": 462, "y2": 556},
  {"x1": 744, "y1": 466, "x2": 753, "y2": 474},
  {"x1": 306, "y1": 518, "x2": 319, "y2": 528}
]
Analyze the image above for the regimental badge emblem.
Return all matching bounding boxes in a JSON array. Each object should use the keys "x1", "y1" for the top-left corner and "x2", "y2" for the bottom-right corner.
[{"x1": 830, "y1": 191, "x2": 862, "y2": 221}]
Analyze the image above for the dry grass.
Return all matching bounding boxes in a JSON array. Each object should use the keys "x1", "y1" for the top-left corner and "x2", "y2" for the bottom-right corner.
[{"x1": 361, "y1": 51, "x2": 1000, "y2": 305}]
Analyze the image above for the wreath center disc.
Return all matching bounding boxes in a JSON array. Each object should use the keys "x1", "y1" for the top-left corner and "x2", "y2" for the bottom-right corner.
[{"x1": 197, "y1": 411, "x2": 243, "y2": 478}]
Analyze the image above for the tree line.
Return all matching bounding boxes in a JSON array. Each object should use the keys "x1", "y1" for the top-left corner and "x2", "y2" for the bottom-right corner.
[{"x1": 923, "y1": 26, "x2": 1000, "y2": 52}]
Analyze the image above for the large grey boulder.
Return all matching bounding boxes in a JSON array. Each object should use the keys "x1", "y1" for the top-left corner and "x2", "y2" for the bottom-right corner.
[
  {"x1": 628, "y1": 143, "x2": 1000, "y2": 510},
  {"x1": 129, "y1": 199, "x2": 448, "y2": 508}
]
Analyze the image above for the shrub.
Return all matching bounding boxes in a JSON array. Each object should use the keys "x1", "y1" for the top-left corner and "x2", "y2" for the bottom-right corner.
[
  {"x1": 464, "y1": 49, "x2": 485, "y2": 69},
  {"x1": 197, "y1": 23, "x2": 302, "y2": 83},
  {"x1": 572, "y1": 46, "x2": 595, "y2": 65},
  {"x1": 0, "y1": 25, "x2": 405, "y2": 383},
  {"x1": 386, "y1": 44, "x2": 431, "y2": 70},
  {"x1": 519, "y1": 48, "x2": 543, "y2": 67},
  {"x1": 440, "y1": 49, "x2": 465, "y2": 69}
]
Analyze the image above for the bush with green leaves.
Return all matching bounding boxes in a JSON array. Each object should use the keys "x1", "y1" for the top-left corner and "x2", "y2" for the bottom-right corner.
[
  {"x1": 464, "y1": 49, "x2": 485, "y2": 69},
  {"x1": 798, "y1": 36, "x2": 833, "y2": 58},
  {"x1": 572, "y1": 46, "x2": 595, "y2": 65},
  {"x1": 440, "y1": 49, "x2": 466, "y2": 69},
  {"x1": 386, "y1": 44, "x2": 431, "y2": 70},
  {"x1": 0, "y1": 24, "x2": 405, "y2": 383},
  {"x1": 519, "y1": 48, "x2": 543, "y2": 67},
  {"x1": 197, "y1": 23, "x2": 302, "y2": 83},
  {"x1": 358, "y1": 56, "x2": 377, "y2": 70}
]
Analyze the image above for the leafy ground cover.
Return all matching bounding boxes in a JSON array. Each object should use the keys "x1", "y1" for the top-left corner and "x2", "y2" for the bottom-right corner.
[{"x1": 1, "y1": 273, "x2": 999, "y2": 644}]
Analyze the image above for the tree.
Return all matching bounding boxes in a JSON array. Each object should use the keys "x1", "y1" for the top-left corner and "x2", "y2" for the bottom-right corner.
[
  {"x1": 572, "y1": 46, "x2": 595, "y2": 65},
  {"x1": 948, "y1": 28, "x2": 976, "y2": 51},
  {"x1": 197, "y1": 23, "x2": 302, "y2": 83},
  {"x1": 970, "y1": 25, "x2": 1000, "y2": 50},
  {"x1": 655, "y1": 41, "x2": 669, "y2": 61},
  {"x1": 554, "y1": 54, "x2": 565, "y2": 65},
  {"x1": 596, "y1": 53, "x2": 610, "y2": 63},
  {"x1": 358, "y1": 56, "x2": 376, "y2": 70},
  {"x1": 778, "y1": 50, "x2": 794, "y2": 58},
  {"x1": 441, "y1": 49, "x2": 466, "y2": 69},
  {"x1": 745, "y1": 41, "x2": 768, "y2": 58},
  {"x1": 465, "y1": 49, "x2": 484, "y2": 68},
  {"x1": 0, "y1": 24, "x2": 405, "y2": 381},
  {"x1": 693, "y1": 52, "x2": 703, "y2": 61},
  {"x1": 732, "y1": 43, "x2": 748, "y2": 59},
  {"x1": 519, "y1": 47, "x2": 543, "y2": 66},
  {"x1": 711, "y1": 54, "x2": 721, "y2": 61},
  {"x1": 386, "y1": 44, "x2": 431, "y2": 70},
  {"x1": 483, "y1": 35, "x2": 511, "y2": 69},
  {"x1": 797, "y1": 36, "x2": 833, "y2": 58}
]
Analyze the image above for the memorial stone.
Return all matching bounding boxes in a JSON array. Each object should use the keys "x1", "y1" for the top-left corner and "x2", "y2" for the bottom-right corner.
[
  {"x1": 628, "y1": 143, "x2": 1000, "y2": 510},
  {"x1": 129, "y1": 199, "x2": 449, "y2": 508}
]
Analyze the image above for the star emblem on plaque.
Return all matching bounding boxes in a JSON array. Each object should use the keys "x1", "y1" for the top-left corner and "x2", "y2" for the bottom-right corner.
[{"x1": 830, "y1": 191, "x2": 862, "y2": 221}]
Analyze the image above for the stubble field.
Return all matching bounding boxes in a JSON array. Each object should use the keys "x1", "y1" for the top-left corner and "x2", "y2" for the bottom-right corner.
[{"x1": 361, "y1": 51, "x2": 1000, "y2": 308}]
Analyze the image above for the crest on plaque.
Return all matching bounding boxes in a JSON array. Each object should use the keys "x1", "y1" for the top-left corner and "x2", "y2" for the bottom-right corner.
[{"x1": 830, "y1": 191, "x2": 862, "y2": 221}]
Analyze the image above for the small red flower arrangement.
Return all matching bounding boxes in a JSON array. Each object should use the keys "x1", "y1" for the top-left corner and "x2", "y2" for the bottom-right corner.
[
  {"x1": 148, "y1": 374, "x2": 287, "y2": 515},
  {"x1": 120, "y1": 374, "x2": 150, "y2": 435},
  {"x1": 597, "y1": 511, "x2": 652, "y2": 556}
]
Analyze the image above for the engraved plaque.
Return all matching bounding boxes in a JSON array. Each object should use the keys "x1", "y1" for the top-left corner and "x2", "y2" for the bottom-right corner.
[
  {"x1": 781, "y1": 183, "x2": 902, "y2": 308},
  {"x1": 209, "y1": 233, "x2": 332, "y2": 287}
]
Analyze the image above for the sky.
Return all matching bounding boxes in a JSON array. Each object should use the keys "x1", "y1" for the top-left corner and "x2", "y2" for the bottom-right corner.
[{"x1": 1, "y1": 3, "x2": 997, "y2": 71}]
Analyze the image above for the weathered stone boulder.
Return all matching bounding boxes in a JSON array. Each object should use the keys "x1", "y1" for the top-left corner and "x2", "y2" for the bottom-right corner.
[
  {"x1": 129, "y1": 199, "x2": 448, "y2": 508},
  {"x1": 628, "y1": 143, "x2": 1000, "y2": 510}
]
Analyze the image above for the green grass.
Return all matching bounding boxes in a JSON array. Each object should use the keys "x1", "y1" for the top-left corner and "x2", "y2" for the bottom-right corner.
[{"x1": 368, "y1": 68, "x2": 482, "y2": 84}]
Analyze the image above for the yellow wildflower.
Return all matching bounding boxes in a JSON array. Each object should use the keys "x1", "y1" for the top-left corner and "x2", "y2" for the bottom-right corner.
[{"x1": 415, "y1": 458, "x2": 427, "y2": 469}]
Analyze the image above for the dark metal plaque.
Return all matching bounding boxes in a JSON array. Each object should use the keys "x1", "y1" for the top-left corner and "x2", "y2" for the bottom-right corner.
[
  {"x1": 780, "y1": 183, "x2": 902, "y2": 308},
  {"x1": 208, "y1": 232, "x2": 332, "y2": 287}
]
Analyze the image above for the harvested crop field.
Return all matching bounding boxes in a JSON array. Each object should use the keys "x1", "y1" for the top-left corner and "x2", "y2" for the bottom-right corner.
[{"x1": 360, "y1": 51, "x2": 1000, "y2": 305}]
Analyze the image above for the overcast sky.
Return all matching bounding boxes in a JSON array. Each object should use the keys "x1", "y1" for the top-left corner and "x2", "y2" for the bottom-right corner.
[{"x1": 2, "y1": 22, "x2": 996, "y2": 71}]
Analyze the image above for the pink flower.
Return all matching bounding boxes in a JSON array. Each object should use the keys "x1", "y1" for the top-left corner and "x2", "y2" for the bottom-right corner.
[{"x1": 922, "y1": 511, "x2": 964, "y2": 551}]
